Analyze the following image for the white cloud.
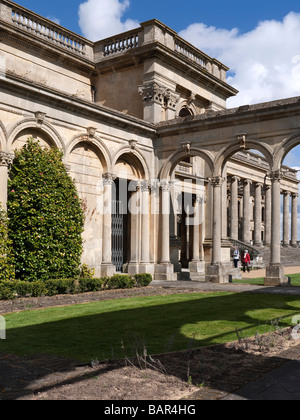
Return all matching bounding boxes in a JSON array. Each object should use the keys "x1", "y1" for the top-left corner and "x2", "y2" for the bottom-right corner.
[
  {"x1": 179, "y1": 13, "x2": 300, "y2": 107},
  {"x1": 78, "y1": 0, "x2": 139, "y2": 41},
  {"x1": 46, "y1": 16, "x2": 61, "y2": 25}
]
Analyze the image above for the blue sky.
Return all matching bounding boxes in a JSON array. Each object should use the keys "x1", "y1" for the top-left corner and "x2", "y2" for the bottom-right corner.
[{"x1": 15, "y1": 0, "x2": 300, "y2": 36}]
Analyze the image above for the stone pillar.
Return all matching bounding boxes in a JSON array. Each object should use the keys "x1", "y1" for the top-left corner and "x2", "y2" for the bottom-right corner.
[
  {"x1": 156, "y1": 180, "x2": 175, "y2": 280},
  {"x1": 254, "y1": 183, "x2": 263, "y2": 247},
  {"x1": 139, "y1": 181, "x2": 154, "y2": 274},
  {"x1": 230, "y1": 176, "x2": 239, "y2": 240},
  {"x1": 161, "y1": 180, "x2": 171, "y2": 264},
  {"x1": 0, "y1": 152, "x2": 14, "y2": 210},
  {"x1": 282, "y1": 191, "x2": 290, "y2": 247},
  {"x1": 265, "y1": 171, "x2": 287, "y2": 286},
  {"x1": 206, "y1": 177, "x2": 226, "y2": 283},
  {"x1": 291, "y1": 193, "x2": 298, "y2": 247},
  {"x1": 128, "y1": 182, "x2": 140, "y2": 274},
  {"x1": 189, "y1": 195, "x2": 205, "y2": 274},
  {"x1": 264, "y1": 185, "x2": 272, "y2": 246},
  {"x1": 242, "y1": 179, "x2": 252, "y2": 244},
  {"x1": 101, "y1": 173, "x2": 116, "y2": 277}
]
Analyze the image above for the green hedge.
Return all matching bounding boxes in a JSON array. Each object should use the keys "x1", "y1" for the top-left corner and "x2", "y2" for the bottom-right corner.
[{"x1": 0, "y1": 273, "x2": 153, "y2": 300}]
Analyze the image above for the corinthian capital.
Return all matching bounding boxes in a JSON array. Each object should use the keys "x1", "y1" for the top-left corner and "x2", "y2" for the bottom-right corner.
[
  {"x1": 269, "y1": 170, "x2": 283, "y2": 182},
  {"x1": 102, "y1": 173, "x2": 117, "y2": 186},
  {"x1": 209, "y1": 176, "x2": 224, "y2": 187},
  {"x1": 0, "y1": 152, "x2": 14, "y2": 167}
]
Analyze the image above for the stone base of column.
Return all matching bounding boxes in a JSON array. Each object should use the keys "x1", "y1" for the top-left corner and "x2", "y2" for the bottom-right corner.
[
  {"x1": 100, "y1": 264, "x2": 116, "y2": 277},
  {"x1": 189, "y1": 260, "x2": 205, "y2": 274},
  {"x1": 205, "y1": 263, "x2": 227, "y2": 284},
  {"x1": 129, "y1": 263, "x2": 155, "y2": 275},
  {"x1": 265, "y1": 264, "x2": 289, "y2": 286},
  {"x1": 153, "y1": 263, "x2": 177, "y2": 281}
]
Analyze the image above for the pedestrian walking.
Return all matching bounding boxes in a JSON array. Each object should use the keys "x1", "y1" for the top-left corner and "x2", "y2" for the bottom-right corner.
[
  {"x1": 233, "y1": 247, "x2": 240, "y2": 268},
  {"x1": 241, "y1": 250, "x2": 251, "y2": 272}
]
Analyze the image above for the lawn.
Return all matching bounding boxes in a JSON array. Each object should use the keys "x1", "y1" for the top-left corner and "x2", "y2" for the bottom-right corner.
[
  {"x1": 233, "y1": 273, "x2": 300, "y2": 286},
  {"x1": 1, "y1": 292, "x2": 300, "y2": 362}
]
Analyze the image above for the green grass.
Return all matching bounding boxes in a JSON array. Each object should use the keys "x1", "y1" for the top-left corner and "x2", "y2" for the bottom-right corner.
[
  {"x1": 1, "y1": 292, "x2": 300, "y2": 362},
  {"x1": 233, "y1": 273, "x2": 300, "y2": 286}
]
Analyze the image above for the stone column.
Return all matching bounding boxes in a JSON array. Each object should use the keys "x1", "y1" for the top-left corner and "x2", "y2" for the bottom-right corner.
[
  {"x1": 156, "y1": 180, "x2": 175, "y2": 280},
  {"x1": 230, "y1": 176, "x2": 240, "y2": 240},
  {"x1": 0, "y1": 152, "x2": 14, "y2": 210},
  {"x1": 254, "y1": 183, "x2": 263, "y2": 247},
  {"x1": 206, "y1": 177, "x2": 226, "y2": 283},
  {"x1": 161, "y1": 180, "x2": 171, "y2": 264},
  {"x1": 264, "y1": 185, "x2": 272, "y2": 246},
  {"x1": 139, "y1": 181, "x2": 154, "y2": 274},
  {"x1": 282, "y1": 191, "x2": 290, "y2": 247},
  {"x1": 242, "y1": 179, "x2": 252, "y2": 244},
  {"x1": 291, "y1": 193, "x2": 298, "y2": 247},
  {"x1": 189, "y1": 195, "x2": 205, "y2": 274},
  {"x1": 101, "y1": 173, "x2": 116, "y2": 276},
  {"x1": 265, "y1": 171, "x2": 287, "y2": 286},
  {"x1": 128, "y1": 182, "x2": 140, "y2": 274}
]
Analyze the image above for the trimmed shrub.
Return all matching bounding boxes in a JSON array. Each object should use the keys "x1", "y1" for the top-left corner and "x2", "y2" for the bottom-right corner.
[
  {"x1": 0, "y1": 273, "x2": 153, "y2": 300},
  {"x1": 106, "y1": 275, "x2": 136, "y2": 290},
  {"x1": 44, "y1": 279, "x2": 77, "y2": 296},
  {"x1": 0, "y1": 205, "x2": 15, "y2": 282},
  {"x1": 7, "y1": 138, "x2": 84, "y2": 282},
  {"x1": 78, "y1": 278, "x2": 105, "y2": 293},
  {"x1": 0, "y1": 282, "x2": 16, "y2": 300},
  {"x1": 134, "y1": 273, "x2": 152, "y2": 287}
]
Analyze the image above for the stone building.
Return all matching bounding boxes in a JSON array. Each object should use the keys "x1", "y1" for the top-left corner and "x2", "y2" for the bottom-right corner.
[{"x1": 0, "y1": 0, "x2": 299, "y2": 285}]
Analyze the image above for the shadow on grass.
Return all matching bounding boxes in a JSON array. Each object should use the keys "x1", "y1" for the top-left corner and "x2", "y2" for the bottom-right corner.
[{"x1": 0, "y1": 289, "x2": 300, "y2": 399}]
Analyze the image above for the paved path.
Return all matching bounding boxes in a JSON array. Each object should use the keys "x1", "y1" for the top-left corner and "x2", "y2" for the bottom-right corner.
[
  {"x1": 151, "y1": 280, "x2": 300, "y2": 295},
  {"x1": 242, "y1": 266, "x2": 300, "y2": 279},
  {"x1": 223, "y1": 360, "x2": 300, "y2": 400}
]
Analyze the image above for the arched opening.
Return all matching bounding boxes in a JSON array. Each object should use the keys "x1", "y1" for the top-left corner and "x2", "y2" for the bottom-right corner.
[
  {"x1": 220, "y1": 147, "x2": 272, "y2": 267},
  {"x1": 12, "y1": 128, "x2": 55, "y2": 151},
  {"x1": 112, "y1": 152, "x2": 146, "y2": 273},
  {"x1": 179, "y1": 107, "x2": 193, "y2": 118},
  {"x1": 280, "y1": 144, "x2": 300, "y2": 249},
  {"x1": 160, "y1": 148, "x2": 214, "y2": 277}
]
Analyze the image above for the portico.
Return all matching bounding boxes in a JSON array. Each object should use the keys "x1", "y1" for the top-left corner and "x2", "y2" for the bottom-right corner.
[{"x1": 0, "y1": 0, "x2": 300, "y2": 286}]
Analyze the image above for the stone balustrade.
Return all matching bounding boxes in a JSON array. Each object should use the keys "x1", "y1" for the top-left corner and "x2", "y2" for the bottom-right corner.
[
  {"x1": 0, "y1": 0, "x2": 93, "y2": 59},
  {"x1": 94, "y1": 19, "x2": 228, "y2": 83}
]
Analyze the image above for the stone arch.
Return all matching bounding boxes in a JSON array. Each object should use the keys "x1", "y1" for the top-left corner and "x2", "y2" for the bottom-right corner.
[
  {"x1": 66, "y1": 134, "x2": 111, "y2": 173},
  {"x1": 160, "y1": 146, "x2": 214, "y2": 181},
  {"x1": 0, "y1": 119, "x2": 7, "y2": 152},
  {"x1": 214, "y1": 138, "x2": 274, "y2": 176},
  {"x1": 112, "y1": 145, "x2": 151, "y2": 181},
  {"x1": 67, "y1": 135, "x2": 112, "y2": 277},
  {"x1": 273, "y1": 131, "x2": 300, "y2": 171},
  {"x1": 7, "y1": 118, "x2": 65, "y2": 154},
  {"x1": 176, "y1": 99, "x2": 197, "y2": 118}
]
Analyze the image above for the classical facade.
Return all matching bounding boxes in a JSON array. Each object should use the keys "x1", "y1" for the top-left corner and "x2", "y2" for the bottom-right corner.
[{"x1": 1, "y1": 0, "x2": 300, "y2": 285}]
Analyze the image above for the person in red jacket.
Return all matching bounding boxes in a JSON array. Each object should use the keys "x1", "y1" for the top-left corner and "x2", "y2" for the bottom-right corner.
[{"x1": 241, "y1": 250, "x2": 251, "y2": 273}]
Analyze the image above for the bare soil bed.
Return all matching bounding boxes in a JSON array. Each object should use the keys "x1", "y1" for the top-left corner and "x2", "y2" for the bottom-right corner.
[{"x1": 1, "y1": 286, "x2": 300, "y2": 400}]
